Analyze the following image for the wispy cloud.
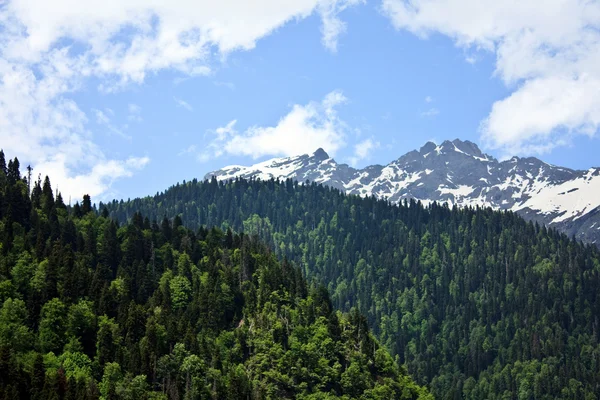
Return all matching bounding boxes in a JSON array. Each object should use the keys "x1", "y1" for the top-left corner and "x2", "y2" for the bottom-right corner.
[
  {"x1": 465, "y1": 55, "x2": 478, "y2": 65},
  {"x1": 425, "y1": 96, "x2": 433, "y2": 103},
  {"x1": 127, "y1": 103, "x2": 143, "y2": 123},
  {"x1": 178, "y1": 144, "x2": 197, "y2": 157},
  {"x1": 319, "y1": 0, "x2": 365, "y2": 52},
  {"x1": 174, "y1": 97, "x2": 194, "y2": 112},
  {"x1": 93, "y1": 108, "x2": 132, "y2": 140},
  {"x1": 214, "y1": 81, "x2": 236, "y2": 90},
  {"x1": 420, "y1": 108, "x2": 440, "y2": 117},
  {"x1": 349, "y1": 137, "x2": 380, "y2": 166}
]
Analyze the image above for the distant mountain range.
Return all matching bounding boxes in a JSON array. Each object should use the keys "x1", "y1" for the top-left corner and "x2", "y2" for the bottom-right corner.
[{"x1": 205, "y1": 139, "x2": 600, "y2": 245}]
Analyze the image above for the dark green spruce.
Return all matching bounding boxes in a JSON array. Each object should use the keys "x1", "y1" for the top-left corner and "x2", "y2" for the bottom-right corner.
[
  {"x1": 0, "y1": 152, "x2": 430, "y2": 399},
  {"x1": 104, "y1": 177, "x2": 600, "y2": 399}
]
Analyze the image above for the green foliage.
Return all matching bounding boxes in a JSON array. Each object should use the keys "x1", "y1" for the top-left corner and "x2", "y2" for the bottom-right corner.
[
  {"x1": 58, "y1": 351, "x2": 93, "y2": 382},
  {"x1": 99, "y1": 362, "x2": 123, "y2": 400},
  {"x1": 0, "y1": 298, "x2": 33, "y2": 352},
  {"x1": 104, "y1": 176, "x2": 600, "y2": 399},
  {"x1": 0, "y1": 154, "x2": 427, "y2": 399},
  {"x1": 11, "y1": 251, "x2": 36, "y2": 292},
  {"x1": 169, "y1": 275, "x2": 191, "y2": 310},
  {"x1": 38, "y1": 298, "x2": 67, "y2": 354},
  {"x1": 67, "y1": 300, "x2": 97, "y2": 355}
]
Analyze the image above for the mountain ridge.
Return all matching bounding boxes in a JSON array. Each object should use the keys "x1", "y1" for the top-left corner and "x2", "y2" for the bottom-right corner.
[{"x1": 205, "y1": 139, "x2": 600, "y2": 245}]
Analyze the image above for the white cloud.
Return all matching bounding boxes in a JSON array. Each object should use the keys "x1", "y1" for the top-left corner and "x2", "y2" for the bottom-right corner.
[
  {"x1": 420, "y1": 108, "x2": 439, "y2": 117},
  {"x1": 178, "y1": 144, "x2": 197, "y2": 157},
  {"x1": 465, "y1": 55, "x2": 478, "y2": 65},
  {"x1": 128, "y1": 104, "x2": 141, "y2": 113},
  {"x1": 319, "y1": 0, "x2": 364, "y2": 52},
  {"x1": 2, "y1": 0, "x2": 360, "y2": 83},
  {"x1": 0, "y1": 54, "x2": 148, "y2": 200},
  {"x1": 35, "y1": 156, "x2": 150, "y2": 202},
  {"x1": 174, "y1": 97, "x2": 194, "y2": 112},
  {"x1": 0, "y1": 0, "x2": 360, "y2": 199},
  {"x1": 201, "y1": 90, "x2": 348, "y2": 161},
  {"x1": 214, "y1": 81, "x2": 235, "y2": 90},
  {"x1": 349, "y1": 137, "x2": 380, "y2": 166},
  {"x1": 425, "y1": 96, "x2": 433, "y2": 103},
  {"x1": 382, "y1": 0, "x2": 600, "y2": 155}
]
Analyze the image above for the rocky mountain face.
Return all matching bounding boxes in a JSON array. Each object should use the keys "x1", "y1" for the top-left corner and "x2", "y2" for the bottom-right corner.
[{"x1": 205, "y1": 139, "x2": 600, "y2": 245}]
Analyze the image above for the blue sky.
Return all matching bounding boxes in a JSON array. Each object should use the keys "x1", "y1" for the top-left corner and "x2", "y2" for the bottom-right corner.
[{"x1": 1, "y1": 0, "x2": 599, "y2": 202}]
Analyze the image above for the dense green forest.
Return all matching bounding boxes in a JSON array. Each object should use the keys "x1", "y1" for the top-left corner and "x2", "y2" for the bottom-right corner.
[
  {"x1": 0, "y1": 151, "x2": 431, "y2": 399},
  {"x1": 104, "y1": 177, "x2": 600, "y2": 399}
]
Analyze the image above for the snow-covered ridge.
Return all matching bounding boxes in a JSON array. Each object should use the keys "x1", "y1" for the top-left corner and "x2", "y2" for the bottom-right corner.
[{"x1": 204, "y1": 139, "x2": 600, "y2": 245}]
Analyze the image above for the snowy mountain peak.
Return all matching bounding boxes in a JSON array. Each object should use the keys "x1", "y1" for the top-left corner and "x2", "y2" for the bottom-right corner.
[
  {"x1": 204, "y1": 140, "x2": 600, "y2": 245},
  {"x1": 415, "y1": 139, "x2": 494, "y2": 164}
]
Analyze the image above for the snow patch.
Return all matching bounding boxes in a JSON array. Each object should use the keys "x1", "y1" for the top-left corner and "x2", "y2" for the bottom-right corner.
[
  {"x1": 512, "y1": 173, "x2": 600, "y2": 223},
  {"x1": 438, "y1": 184, "x2": 475, "y2": 197}
]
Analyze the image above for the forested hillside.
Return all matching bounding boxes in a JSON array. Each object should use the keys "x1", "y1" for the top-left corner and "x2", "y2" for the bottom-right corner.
[
  {"x1": 0, "y1": 152, "x2": 430, "y2": 399},
  {"x1": 105, "y1": 177, "x2": 600, "y2": 399}
]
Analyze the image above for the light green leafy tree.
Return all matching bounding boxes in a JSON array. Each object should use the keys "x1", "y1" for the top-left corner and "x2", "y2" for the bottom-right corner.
[
  {"x1": 38, "y1": 298, "x2": 67, "y2": 354},
  {"x1": 170, "y1": 276, "x2": 191, "y2": 311},
  {"x1": 99, "y1": 362, "x2": 123, "y2": 400},
  {"x1": 0, "y1": 298, "x2": 33, "y2": 352}
]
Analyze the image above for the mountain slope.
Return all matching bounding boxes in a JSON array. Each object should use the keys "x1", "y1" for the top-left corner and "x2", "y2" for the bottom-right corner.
[
  {"x1": 205, "y1": 139, "x2": 600, "y2": 245},
  {"x1": 104, "y1": 177, "x2": 600, "y2": 399},
  {"x1": 0, "y1": 151, "x2": 430, "y2": 399}
]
